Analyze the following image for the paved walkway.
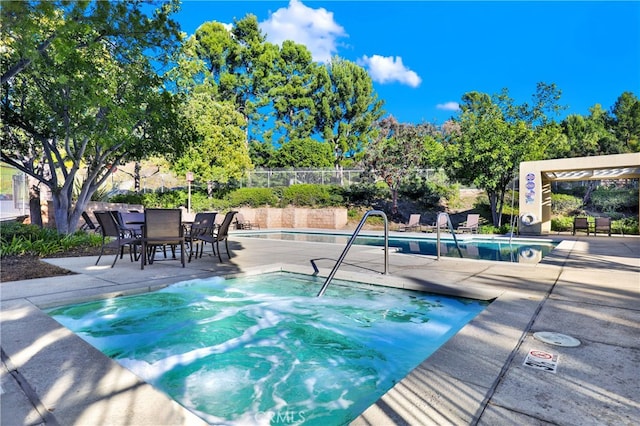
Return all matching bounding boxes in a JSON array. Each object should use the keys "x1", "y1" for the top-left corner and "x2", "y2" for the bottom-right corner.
[{"x1": 1, "y1": 231, "x2": 638, "y2": 425}]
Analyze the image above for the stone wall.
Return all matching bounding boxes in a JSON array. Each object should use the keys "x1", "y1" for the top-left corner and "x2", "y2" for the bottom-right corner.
[
  {"x1": 236, "y1": 207, "x2": 347, "y2": 229},
  {"x1": 52, "y1": 201, "x2": 145, "y2": 230},
  {"x1": 62, "y1": 204, "x2": 347, "y2": 230}
]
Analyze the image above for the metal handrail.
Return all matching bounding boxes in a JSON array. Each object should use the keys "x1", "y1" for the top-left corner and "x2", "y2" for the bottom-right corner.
[
  {"x1": 436, "y1": 212, "x2": 463, "y2": 259},
  {"x1": 316, "y1": 210, "x2": 389, "y2": 297}
]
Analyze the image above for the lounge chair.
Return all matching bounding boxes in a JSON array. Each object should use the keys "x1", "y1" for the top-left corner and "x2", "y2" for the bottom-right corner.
[
  {"x1": 594, "y1": 217, "x2": 611, "y2": 236},
  {"x1": 140, "y1": 208, "x2": 185, "y2": 269},
  {"x1": 185, "y1": 212, "x2": 218, "y2": 261},
  {"x1": 399, "y1": 214, "x2": 421, "y2": 232},
  {"x1": 235, "y1": 213, "x2": 259, "y2": 230},
  {"x1": 93, "y1": 211, "x2": 141, "y2": 267},
  {"x1": 572, "y1": 217, "x2": 591, "y2": 235},
  {"x1": 423, "y1": 214, "x2": 449, "y2": 233},
  {"x1": 80, "y1": 211, "x2": 101, "y2": 233},
  {"x1": 197, "y1": 211, "x2": 237, "y2": 262},
  {"x1": 457, "y1": 214, "x2": 480, "y2": 234}
]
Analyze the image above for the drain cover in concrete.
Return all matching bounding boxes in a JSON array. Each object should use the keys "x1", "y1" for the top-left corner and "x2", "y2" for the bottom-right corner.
[{"x1": 533, "y1": 331, "x2": 581, "y2": 347}]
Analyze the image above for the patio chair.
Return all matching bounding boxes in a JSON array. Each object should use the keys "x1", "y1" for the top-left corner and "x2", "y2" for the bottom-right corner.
[
  {"x1": 80, "y1": 211, "x2": 100, "y2": 233},
  {"x1": 112, "y1": 211, "x2": 144, "y2": 238},
  {"x1": 594, "y1": 217, "x2": 611, "y2": 236},
  {"x1": 423, "y1": 214, "x2": 449, "y2": 233},
  {"x1": 457, "y1": 214, "x2": 480, "y2": 234},
  {"x1": 140, "y1": 208, "x2": 185, "y2": 269},
  {"x1": 235, "y1": 213, "x2": 259, "y2": 230},
  {"x1": 572, "y1": 217, "x2": 591, "y2": 235},
  {"x1": 197, "y1": 211, "x2": 237, "y2": 262},
  {"x1": 398, "y1": 214, "x2": 421, "y2": 232},
  {"x1": 93, "y1": 211, "x2": 141, "y2": 268},
  {"x1": 185, "y1": 212, "x2": 218, "y2": 262}
]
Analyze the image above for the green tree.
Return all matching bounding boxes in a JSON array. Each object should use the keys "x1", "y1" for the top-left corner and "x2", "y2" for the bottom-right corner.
[
  {"x1": 170, "y1": 17, "x2": 277, "y2": 143},
  {"x1": 445, "y1": 84, "x2": 563, "y2": 226},
  {"x1": 268, "y1": 41, "x2": 319, "y2": 146},
  {"x1": 317, "y1": 57, "x2": 384, "y2": 181},
  {"x1": 1, "y1": 0, "x2": 183, "y2": 233},
  {"x1": 271, "y1": 138, "x2": 334, "y2": 168},
  {"x1": 609, "y1": 91, "x2": 640, "y2": 152},
  {"x1": 172, "y1": 94, "x2": 252, "y2": 184},
  {"x1": 362, "y1": 116, "x2": 436, "y2": 215},
  {"x1": 559, "y1": 104, "x2": 620, "y2": 158}
]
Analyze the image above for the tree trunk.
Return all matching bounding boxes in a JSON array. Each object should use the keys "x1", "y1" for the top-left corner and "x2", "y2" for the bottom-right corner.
[
  {"x1": 28, "y1": 182, "x2": 43, "y2": 227},
  {"x1": 51, "y1": 192, "x2": 72, "y2": 234},
  {"x1": 134, "y1": 162, "x2": 141, "y2": 193}
]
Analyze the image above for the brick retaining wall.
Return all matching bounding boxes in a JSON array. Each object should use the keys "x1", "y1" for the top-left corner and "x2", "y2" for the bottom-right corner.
[{"x1": 236, "y1": 207, "x2": 347, "y2": 229}]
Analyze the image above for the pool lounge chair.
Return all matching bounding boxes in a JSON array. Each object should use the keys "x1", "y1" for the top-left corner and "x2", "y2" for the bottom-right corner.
[
  {"x1": 423, "y1": 214, "x2": 449, "y2": 233},
  {"x1": 81, "y1": 211, "x2": 100, "y2": 233},
  {"x1": 594, "y1": 217, "x2": 611, "y2": 236},
  {"x1": 235, "y1": 213, "x2": 259, "y2": 230},
  {"x1": 457, "y1": 214, "x2": 480, "y2": 234},
  {"x1": 399, "y1": 214, "x2": 422, "y2": 232}
]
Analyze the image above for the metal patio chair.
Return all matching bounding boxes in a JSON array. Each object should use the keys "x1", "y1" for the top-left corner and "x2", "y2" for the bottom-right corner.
[
  {"x1": 140, "y1": 208, "x2": 185, "y2": 269},
  {"x1": 93, "y1": 211, "x2": 141, "y2": 268},
  {"x1": 185, "y1": 212, "x2": 218, "y2": 262},
  {"x1": 197, "y1": 211, "x2": 237, "y2": 262}
]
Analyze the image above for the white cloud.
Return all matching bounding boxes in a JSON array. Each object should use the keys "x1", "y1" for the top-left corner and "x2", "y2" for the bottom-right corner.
[
  {"x1": 436, "y1": 102, "x2": 460, "y2": 111},
  {"x1": 358, "y1": 55, "x2": 421, "y2": 87},
  {"x1": 259, "y1": 0, "x2": 346, "y2": 63}
]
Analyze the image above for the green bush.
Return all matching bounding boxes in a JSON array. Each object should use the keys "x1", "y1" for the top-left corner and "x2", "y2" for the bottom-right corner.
[
  {"x1": 0, "y1": 223, "x2": 102, "y2": 257},
  {"x1": 590, "y1": 186, "x2": 638, "y2": 214},
  {"x1": 226, "y1": 187, "x2": 279, "y2": 207},
  {"x1": 614, "y1": 217, "x2": 639, "y2": 235},
  {"x1": 551, "y1": 216, "x2": 574, "y2": 232},
  {"x1": 110, "y1": 192, "x2": 146, "y2": 205},
  {"x1": 280, "y1": 184, "x2": 339, "y2": 207},
  {"x1": 551, "y1": 193, "x2": 583, "y2": 215},
  {"x1": 341, "y1": 182, "x2": 389, "y2": 206}
]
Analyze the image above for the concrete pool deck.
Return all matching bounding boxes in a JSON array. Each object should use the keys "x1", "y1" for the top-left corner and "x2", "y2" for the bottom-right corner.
[{"x1": 1, "y1": 230, "x2": 638, "y2": 425}]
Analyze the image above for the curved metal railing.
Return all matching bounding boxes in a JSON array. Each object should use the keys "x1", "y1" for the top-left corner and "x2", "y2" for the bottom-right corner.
[
  {"x1": 436, "y1": 212, "x2": 463, "y2": 259},
  {"x1": 316, "y1": 210, "x2": 389, "y2": 297}
]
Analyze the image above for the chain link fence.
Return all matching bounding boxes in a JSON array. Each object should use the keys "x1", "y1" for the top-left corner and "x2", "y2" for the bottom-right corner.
[{"x1": 105, "y1": 167, "x2": 444, "y2": 193}]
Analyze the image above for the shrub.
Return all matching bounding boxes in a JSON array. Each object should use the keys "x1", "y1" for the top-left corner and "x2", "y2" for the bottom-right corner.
[
  {"x1": 551, "y1": 193, "x2": 583, "y2": 215},
  {"x1": 341, "y1": 182, "x2": 389, "y2": 206},
  {"x1": 590, "y1": 186, "x2": 638, "y2": 214},
  {"x1": 281, "y1": 184, "x2": 339, "y2": 207},
  {"x1": 551, "y1": 216, "x2": 574, "y2": 232},
  {"x1": 110, "y1": 192, "x2": 145, "y2": 205},
  {"x1": 614, "y1": 217, "x2": 639, "y2": 235},
  {"x1": 0, "y1": 223, "x2": 102, "y2": 257},
  {"x1": 226, "y1": 187, "x2": 279, "y2": 207},
  {"x1": 398, "y1": 177, "x2": 452, "y2": 208}
]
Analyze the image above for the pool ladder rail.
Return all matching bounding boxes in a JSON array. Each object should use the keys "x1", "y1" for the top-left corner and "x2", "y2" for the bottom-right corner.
[
  {"x1": 436, "y1": 212, "x2": 463, "y2": 260},
  {"x1": 316, "y1": 210, "x2": 389, "y2": 297},
  {"x1": 315, "y1": 211, "x2": 463, "y2": 297}
]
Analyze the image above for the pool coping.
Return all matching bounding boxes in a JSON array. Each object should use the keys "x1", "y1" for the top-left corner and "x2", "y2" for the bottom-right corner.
[{"x1": 1, "y1": 231, "x2": 639, "y2": 425}]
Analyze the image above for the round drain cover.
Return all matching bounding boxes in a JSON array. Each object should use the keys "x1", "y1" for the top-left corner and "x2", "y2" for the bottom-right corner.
[{"x1": 533, "y1": 331, "x2": 581, "y2": 347}]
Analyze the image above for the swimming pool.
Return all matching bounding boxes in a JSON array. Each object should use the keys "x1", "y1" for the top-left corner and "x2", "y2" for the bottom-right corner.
[
  {"x1": 49, "y1": 272, "x2": 488, "y2": 425},
  {"x1": 236, "y1": 231, "x2": 558, "y2": 263}
]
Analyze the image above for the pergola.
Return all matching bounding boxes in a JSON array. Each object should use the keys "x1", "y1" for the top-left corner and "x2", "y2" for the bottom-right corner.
[{"x1": 518, "y1": 153, "x2": 640, "y2": 235}]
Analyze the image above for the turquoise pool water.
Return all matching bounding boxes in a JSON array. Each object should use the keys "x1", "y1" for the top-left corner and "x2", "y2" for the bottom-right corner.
[
  {"x1": 49, "y1": 272, "x2": 488, "y2": 425},
  {"x1": 237, "y1": 231, "x2": 558, "y2": 263}
]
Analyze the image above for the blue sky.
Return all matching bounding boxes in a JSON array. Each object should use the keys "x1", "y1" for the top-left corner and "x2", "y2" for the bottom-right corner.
[{"x1": 175, "y1": 1, "x2": 640, "y2": 125}]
